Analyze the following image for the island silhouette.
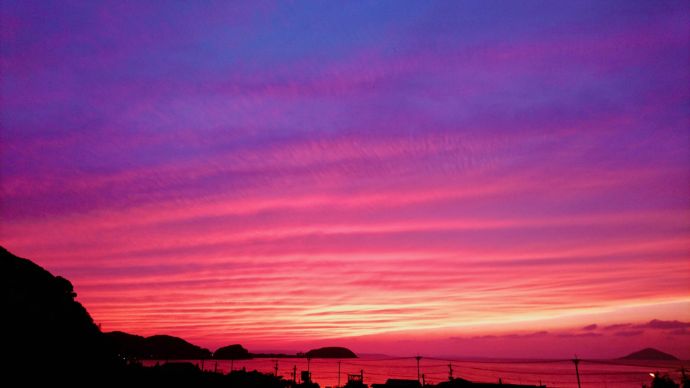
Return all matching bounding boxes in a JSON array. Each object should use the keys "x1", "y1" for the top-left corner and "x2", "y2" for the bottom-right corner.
[
  {"x1": 214, "y1": 344, "x2": 252, "y2": 359},
  {"x1": 306, "y1": 347, "x2": 357, "y2": 358},
  {"x1": 621, "y1": 348, "x2": 679, "y2": 361},
  {"x1": 104, "y1": 331, "x2": 357, "y2": 360}
]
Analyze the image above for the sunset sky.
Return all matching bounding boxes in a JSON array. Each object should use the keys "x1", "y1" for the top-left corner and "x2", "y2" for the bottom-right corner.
[{"x1": 1, "y1": 1, "x2": 689, "y2": 359}]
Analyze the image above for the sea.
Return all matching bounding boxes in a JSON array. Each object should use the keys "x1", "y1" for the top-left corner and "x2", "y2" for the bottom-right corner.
[{"x1": 143, "y1": 356, "x2": 688, "y2": 387}]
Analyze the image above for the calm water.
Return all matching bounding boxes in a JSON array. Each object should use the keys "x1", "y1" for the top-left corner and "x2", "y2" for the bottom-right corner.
[{"x1": 143, "y1": 357, "x2": 687, "y2": 387}]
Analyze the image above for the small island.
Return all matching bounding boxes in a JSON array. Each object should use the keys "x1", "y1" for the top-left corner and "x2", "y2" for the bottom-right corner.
[
  {"x1": 620, "y1": 347, "x2": 679, "y2": 361},
  {"x1": 305, "y1": 347, "x2": 357, "y2": 358},
  {"x1": 214, "y1": 344, "x2": 252, "y2": 359}
]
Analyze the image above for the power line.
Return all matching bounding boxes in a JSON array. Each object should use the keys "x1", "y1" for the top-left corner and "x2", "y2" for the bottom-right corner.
[{"x1": 183, "y1": 356, "x2": 684, "y2": 387}]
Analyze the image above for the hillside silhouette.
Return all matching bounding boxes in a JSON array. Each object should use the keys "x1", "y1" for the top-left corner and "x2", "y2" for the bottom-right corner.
[
  {"x1": 0, "y1": 246, "x2": 291, "y2": 387},
  {"x1": 1, "y1": 246, "x2": 120, "y2": 384},
  {"x1": 105, "y1": 331, "x2": 212, "y2": 360}
]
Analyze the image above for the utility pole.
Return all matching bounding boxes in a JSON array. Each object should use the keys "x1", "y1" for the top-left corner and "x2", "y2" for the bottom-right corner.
[
  {"x1": 448, "y1": 363, "x2": 453, "y2": 381},
  {"x1": 293, "y1": 365, "x2": 297, "y2": 384},
  {"x1": 308, "y1": 357, "x2": 312, "y2": 373},
  {"x1": 338, "y1": 360, "x2": 341, "y2": 388},
  {"x1": 416, "y1": 356, "x2": 422, "y2": 384},
  {"x1": 274, "y1": 360, "x2": 279, "y2": 376},
  {"x1": 422, "y1": 374, "x2": 426, "y2": 387},
  {"x1": 572, "y1": 356, "x2": 582, "y2": 388}
]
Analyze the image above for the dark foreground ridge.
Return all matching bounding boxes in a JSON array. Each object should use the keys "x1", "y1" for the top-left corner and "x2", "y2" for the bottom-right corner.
[
  {"x1": 620, "y1": 348, "x2": 679, "y2": 361},
  {"x1": 1, "y1": 246, "x2": 118, "y2": 384}
]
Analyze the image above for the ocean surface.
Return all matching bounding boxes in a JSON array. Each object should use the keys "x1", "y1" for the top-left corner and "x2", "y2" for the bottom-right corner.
[{"x1": 143, "y1": 356, "x2": 687, "y2": 387}]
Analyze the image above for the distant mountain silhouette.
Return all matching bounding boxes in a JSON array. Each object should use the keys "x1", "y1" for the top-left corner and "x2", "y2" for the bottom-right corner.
[
  {"x1": 105, "y1": 331, "x2": 211, "y2": 359},
  {"x1": 305, "y1": 346, "x2": 357, "y2": 358},
  {"x1": 214, "y1": 344, "x2": 252, "y2": 359},
  {"x1": 1, "y1": 246, "x2": 119, "y2": 383},
  {"x1": 620, "y1": 347, "x2": 678, "y2": 360}
]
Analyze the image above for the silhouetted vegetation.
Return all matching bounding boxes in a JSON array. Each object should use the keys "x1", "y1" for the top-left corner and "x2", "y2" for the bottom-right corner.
[
  {"x1": 119, "y1": 363, "x2": 290, "y2": 387},
  {"x1": 1, "y1": 246, "x2": 121, "y2": 385},
  {"x1": 225, "y1": 368, "x2": 290, "y2": 388},
  {"x1": 646, "y1": 371, "x2": 680, "y2": 388}
]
